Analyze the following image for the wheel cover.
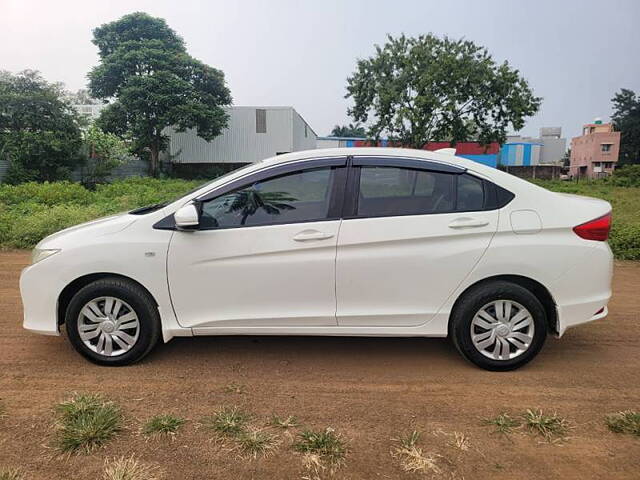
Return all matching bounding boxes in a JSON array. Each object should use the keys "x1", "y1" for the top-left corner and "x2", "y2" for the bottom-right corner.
[
  {"x1": 77, "y1": 296, "x2": 140, "y2": 357},
  {"x1": 470, "y1": 300, "x2": 535, "y2": 361}
]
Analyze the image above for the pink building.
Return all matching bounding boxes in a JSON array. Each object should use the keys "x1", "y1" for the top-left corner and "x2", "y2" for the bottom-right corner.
[{"x1": 569, "y1": 121, "x2": 620, "y2": 178}]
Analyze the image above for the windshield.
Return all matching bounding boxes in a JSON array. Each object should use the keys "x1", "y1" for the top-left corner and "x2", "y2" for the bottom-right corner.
[{"x1": 127, "y1": 164, "x2": 257, "y2": 215}]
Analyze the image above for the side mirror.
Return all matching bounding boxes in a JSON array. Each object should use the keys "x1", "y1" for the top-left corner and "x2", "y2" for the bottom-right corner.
[{"x1": 174, "y1": 203, "x2": 200, "y2": 230}]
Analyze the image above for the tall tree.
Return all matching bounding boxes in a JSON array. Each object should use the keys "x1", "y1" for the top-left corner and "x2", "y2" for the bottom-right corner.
[
  {"x1": 330, "y1": 123, "x2": 367, "y2": 137},
  {"x1": 88, "y1": 12, "x2": 232, "y2": 177},
  {"x1": 611, "y1": 88, "x2": 640, "y2": 165},
  {"x1": 346, "y1": 34, "x2": 541, "y2": 149},
  {"x1": 0, "y1": 70, "x2": 83, "y2": 183}
]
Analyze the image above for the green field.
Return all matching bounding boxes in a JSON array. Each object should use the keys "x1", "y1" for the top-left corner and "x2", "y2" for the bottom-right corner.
[{"x1": 0, "y1": 177, "x2": 638, "y2": 259}]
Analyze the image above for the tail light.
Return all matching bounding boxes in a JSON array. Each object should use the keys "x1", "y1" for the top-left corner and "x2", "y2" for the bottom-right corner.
[{"x1": 573, "y1": 212, "x2": 612, "y2": 241}]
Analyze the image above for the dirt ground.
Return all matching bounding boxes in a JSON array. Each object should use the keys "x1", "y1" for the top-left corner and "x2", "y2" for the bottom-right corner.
[{"x1": 0, "y1": 250, "x2": 639, "y2": 479}]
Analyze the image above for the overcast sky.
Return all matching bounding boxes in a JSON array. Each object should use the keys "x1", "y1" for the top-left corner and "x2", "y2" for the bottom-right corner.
[{"x1": 2, "y1": 0, "x2": 639, "y2": 140}]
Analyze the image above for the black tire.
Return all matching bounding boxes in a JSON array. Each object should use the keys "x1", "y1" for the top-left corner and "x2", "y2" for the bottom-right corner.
[
  {"x1": 65, "y1": 277, "x2": 161, "y2": 366},
  {"x1": 450, "y1": 281, "x2": 547, "y2": 371}
]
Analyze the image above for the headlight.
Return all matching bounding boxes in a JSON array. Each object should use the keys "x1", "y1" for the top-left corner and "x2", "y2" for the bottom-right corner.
[{"x1": 31, "y1": 248, "x2": 61, "y2": 264}]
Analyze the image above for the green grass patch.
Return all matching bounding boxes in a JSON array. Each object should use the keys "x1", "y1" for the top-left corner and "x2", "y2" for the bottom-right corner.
[
  {"x1": 201, "y1": 406, "x2": 249, "y2": 437},
  {"x1": 605, "y1": 411, "x2": 640, "y2": 436},
  {"x1": 1, "y1": 176, "x2": 638, "y2": 259},
  {"x1": 482, "y1": 412, "x2": 521, "y2": 435},
  {"x1": 55, "y1": 393, "x2": 123, "y2": 453},
  {"x1": 142, "y1": 414, "x2": 185, "y2": 437},
  {"x1": 294, "y1": 428, "x2": 347, "y2": 466},
  {"x1": 0, "y1": 178, "x2": 200, "y2": 249},
  {"x1": 523, "y1": 409, "x2": 569, "y2": 442},
  {"x1": 0, "y1": 468, "x2": 24, "y2": 480}
]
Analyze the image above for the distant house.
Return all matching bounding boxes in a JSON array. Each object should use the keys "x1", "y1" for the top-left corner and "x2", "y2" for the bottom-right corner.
[
  {"x1": 500, "y1": 127, "x2": 567, "y2": 166},
  {"x1": 570, "y1": 121, "x2": 620, "y2": 178}
]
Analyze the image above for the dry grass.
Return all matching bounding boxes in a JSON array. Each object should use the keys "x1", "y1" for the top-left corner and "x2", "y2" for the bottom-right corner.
[
  {"x1": 391, "y1": 431, "x2": 441, "y2": 475},
  {"x1": 237, "y1": 429, "x2": 279, "y2": 458},
  {"x1": 142, "y1": 414, "x2": 185, "y2": 438},
  {"x1": 296, "y1": 428, "x2": 347, "y2": 476},
  {"x1": 482, "y1": 413, "x2": 521, "y2": 435},
  {"x1": 605, "y1": 411, "x2": 640, "y2": 436},
  {"x1": 0, "y1": 468, "x2": 24, "y2": 480},
  {"x1": 448, "y1": 431, "x2": 470, "y2": 451},
  {"x1": 103, "y1": 455, "x2": 162, "y2": 480},
  {"x1": 55, "y1": 393, "x2": 123, "y2": 453},
  {"x1": 524, "y1": 409, "x2": 569, "y2": 442},
  {"x1": 269, "y1": 414, "x2": 299, "y2": 429},
  {"x1": 223, "y1": 382, "x2": 246, "y2": 395},
  {"x1": 201, "y1": 406, "x2": 249, "y2": 437}
]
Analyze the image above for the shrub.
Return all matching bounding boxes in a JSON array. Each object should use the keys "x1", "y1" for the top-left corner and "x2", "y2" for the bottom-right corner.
[
  {"x1": 610, "y1": 165, "x2": 640, "y2": 187},
  {"x1": 609, "y1": 223, "x2": 640, "y2": 260},
  {"x1": 0, "y1": 181, "x2": 92, "y2": 206}
]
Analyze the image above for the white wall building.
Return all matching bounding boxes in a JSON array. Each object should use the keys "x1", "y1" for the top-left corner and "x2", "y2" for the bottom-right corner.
[
  {"x1": 73, "y1": 104, "x2": 106, "y2": 121},
  {"x1": 166, "y1": 106, "x2": 317, "y2": 165}
]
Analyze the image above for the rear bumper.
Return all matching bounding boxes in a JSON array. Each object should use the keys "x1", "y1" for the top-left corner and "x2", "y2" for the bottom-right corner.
[{"x1": 552, "y1": 243, "x2": 613, "y2": 337}]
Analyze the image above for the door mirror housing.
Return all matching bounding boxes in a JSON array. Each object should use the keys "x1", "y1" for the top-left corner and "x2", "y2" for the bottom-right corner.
[{"x1": 174, "y1": 203, "x2": 200, "y2": 230}]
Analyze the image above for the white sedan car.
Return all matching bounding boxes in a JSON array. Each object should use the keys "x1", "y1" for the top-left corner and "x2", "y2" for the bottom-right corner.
[{"x1": 20, "y1": 148, "x2": 613, "y2": 371}]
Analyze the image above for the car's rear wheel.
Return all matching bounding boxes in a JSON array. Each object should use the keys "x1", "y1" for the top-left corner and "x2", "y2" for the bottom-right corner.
[
  {"x1": 450, "y1": 281, "x2": 547, "y2": 371},
  {"x1": 65, "y1": 277, "x2": 161, "y2": 366}
]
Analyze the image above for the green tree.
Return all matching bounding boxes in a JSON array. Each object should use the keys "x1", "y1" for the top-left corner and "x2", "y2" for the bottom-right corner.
[
  {"x1": 346, "y1": 34, "x2": 541, "y2": 149},
  {"x1": 611, "y1": 88, "x2": 640, "y2": 165},
  {"x1": 0, "y1": 70, "x2": 83, "y2": 183},
  {"x1": 329, "y1": 123, "x2": 367, "y2": 137},
  {"x1": 88, "y1": 12, "x2": 232, "y2": 177},
  {"x1": 81, "y1": 125, "x2": 129, "y2": 186}
]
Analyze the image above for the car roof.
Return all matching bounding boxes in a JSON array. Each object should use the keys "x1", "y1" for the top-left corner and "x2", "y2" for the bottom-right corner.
[
  {"x1": 173, "y1": 147, "x2": 543, "y2": 209},
  {"x1": 259, "y1": 147, "x2": 492, "y2": 174}
]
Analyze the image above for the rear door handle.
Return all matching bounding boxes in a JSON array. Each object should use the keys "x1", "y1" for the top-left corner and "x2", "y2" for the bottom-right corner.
[
  {"x1": 293, "y1": 230, "x2": 335, "y2": 242},
  {"x1": 448, "y1": 217, "x2": 489, "y2": 229}
]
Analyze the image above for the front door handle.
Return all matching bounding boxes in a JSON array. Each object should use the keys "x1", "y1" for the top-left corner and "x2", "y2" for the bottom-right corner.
[
  {"x1": 448, "y1": 217, "x2": 490, "y2": 229},
  {"x1": 293, "y1": 230, "x2": 335, "y2": 242}
]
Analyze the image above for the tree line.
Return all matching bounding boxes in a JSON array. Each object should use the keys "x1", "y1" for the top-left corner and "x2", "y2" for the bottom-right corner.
[{"x1": 1, "y1": 12, "x2": 638, "y2": 185}]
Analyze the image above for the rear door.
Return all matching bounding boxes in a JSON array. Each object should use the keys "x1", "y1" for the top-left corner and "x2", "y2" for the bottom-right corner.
[{"x1": 336, "y1": 157, "x2": 499, "y2": 327}]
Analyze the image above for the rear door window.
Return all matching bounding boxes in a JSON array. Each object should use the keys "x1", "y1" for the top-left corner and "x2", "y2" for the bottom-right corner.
[{"x1": 356, "y1": 166, "x2": 456, "y2": 217}]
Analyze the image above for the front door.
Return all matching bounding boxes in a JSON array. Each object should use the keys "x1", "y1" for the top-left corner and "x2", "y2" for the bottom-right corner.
[
  {"x1": 336, "y1": 160, "x2": 499, "y2": 327},
  {"x1": 167, "y1": 163, "x2": 345, "y2": 330}
]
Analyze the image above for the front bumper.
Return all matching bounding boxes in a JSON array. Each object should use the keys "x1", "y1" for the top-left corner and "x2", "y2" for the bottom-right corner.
[{"x1": 20, "y1": 263, "x2": 61, "y2": 336}]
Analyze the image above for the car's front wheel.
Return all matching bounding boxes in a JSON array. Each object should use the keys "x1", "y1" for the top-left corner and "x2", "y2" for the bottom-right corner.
[
  {"x1": 65, "y1": 277, "x2": 161, "y2": 366},
  {"x1": 450, "y1": 281, "x2": 547, "y2": 371}
]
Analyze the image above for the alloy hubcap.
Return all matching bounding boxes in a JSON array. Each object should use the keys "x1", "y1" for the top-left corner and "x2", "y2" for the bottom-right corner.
[
  {"x1": 77, "y1": 296, "x2": 140, "y2": 357},
  {"x1": 470, "y1": 300, "x2": 535, "y2": 361}
]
